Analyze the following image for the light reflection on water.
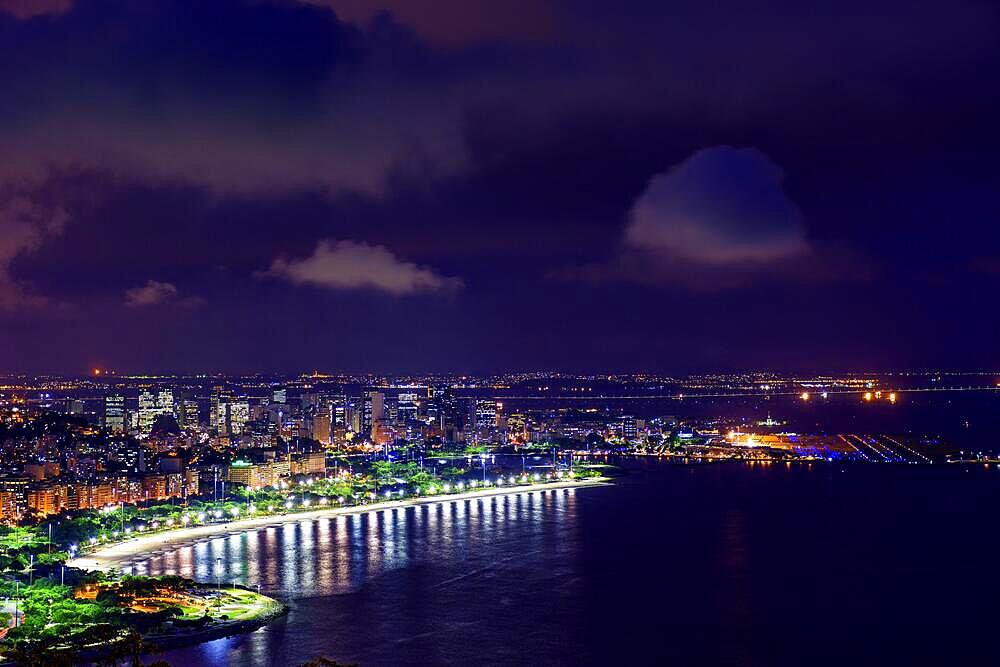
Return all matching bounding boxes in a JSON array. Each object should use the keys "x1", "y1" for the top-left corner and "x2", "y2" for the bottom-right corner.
[
  {"x1": 150, "y1": 464, "x2": 1000, "y2": 667},
  {"x1": 135, "y1": 488, "x2": 578, "y2": 603}
]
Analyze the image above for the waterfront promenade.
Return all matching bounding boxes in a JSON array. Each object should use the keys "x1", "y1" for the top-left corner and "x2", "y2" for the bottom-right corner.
[{"x1": 69, "y1": 477, "x2": 609, "y2": 571}]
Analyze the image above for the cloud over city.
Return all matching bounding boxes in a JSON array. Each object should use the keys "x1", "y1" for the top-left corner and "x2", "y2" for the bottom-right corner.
[
  {"x1": 624, "y1": 146, "x2": 808, "y2": 264},
  {"x1": 263, "y1": 239, "x2": 463, "y2": 295}
]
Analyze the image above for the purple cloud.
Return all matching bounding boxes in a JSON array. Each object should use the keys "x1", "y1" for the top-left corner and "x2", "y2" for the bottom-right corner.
[
  {"x1": 625, "y1": 146, "x2": 808, "y2": 264},
  {"x1": 124, "y1": 280, "x2": 178, "y2": 307},
  {"x1": 264, "y1": 239, "x2": 462, "y2": 295}
]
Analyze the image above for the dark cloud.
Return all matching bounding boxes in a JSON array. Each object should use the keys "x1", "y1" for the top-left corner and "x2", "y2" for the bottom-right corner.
[
  {"x1": 302, "y1": 0, "x2": 558, "y2": 47},
  {"x1": 0, "y1": 0, "x2": 999, "y2": 372},
  {"x1": 0, "y1": 187, "x2": 68, "y2": 310},
  {"x1": 0, "y1": 0, "x2": 71, "y2": 19},
  {"x1": 0, "y1": 0, "x2": 466, "y2": 195}
]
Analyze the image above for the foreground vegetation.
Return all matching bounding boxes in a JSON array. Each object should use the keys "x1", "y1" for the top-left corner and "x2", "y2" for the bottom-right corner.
[{"x1": 0, "y1": 568, "x2": 285, "y2": 666}]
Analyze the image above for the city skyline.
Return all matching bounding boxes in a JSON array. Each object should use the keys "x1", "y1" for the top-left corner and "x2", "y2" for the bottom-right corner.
[{"x1": 1, "y1": 2, "x2": 997, "y2": 664}]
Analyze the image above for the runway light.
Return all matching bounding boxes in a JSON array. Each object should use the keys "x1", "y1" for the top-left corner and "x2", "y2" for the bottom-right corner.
[
  {"x1": 889, "y1": 392, "x2": 897, "y2": 403},
  {"x1": 800, "y1": 391, "x2": 810, "y2": 401},
  {"x1": 863, "y1": 392, "x2": 873, "y2": 401}
]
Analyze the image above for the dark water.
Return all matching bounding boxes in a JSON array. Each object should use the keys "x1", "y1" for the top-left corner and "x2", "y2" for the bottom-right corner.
[{"x1": 149, "y1": 462, "x2": 1000, "y2": 666}]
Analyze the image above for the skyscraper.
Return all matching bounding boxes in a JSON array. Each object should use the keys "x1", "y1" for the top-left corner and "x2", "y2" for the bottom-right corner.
[
  {"x1": 398, "y1": 392, "x2": 419, "y2": 423},
  {"x1": 210, "y1": 386, "x2": 234, "y2": 434},
  {"x1": 178, "y1": 399, "x2": 199, "y2": 429},
  {"x1": 229, "y1": 400, "x2": 250, "y2": 436},
  {"x1": 311, "y1": 412, "x2": 331, "y2": 444},
  {"x1": 156, "y1": 389, "x2": 174, "y2": 416},
  {"x1": 104, "y1": 393, "x2": 126, "y2": 434},
  {"x1": 138, "y1": 388, "x2": 175, "y2": 437},
  {"x1": 475, "y1": 398, "x2": 498, "y2": 431},
  {"x1": 429, "y1": 385, "x2": 460, "y2": 430},
  {"x1": 137, "y1": 390, "x2": 157, "y2": 436},
  {"x1": 361, "y1": 390, "x2": 385, "y2": 437}
]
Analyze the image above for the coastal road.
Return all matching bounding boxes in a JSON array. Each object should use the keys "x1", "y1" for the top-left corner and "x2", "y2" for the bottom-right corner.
[{"x1": 68, "y1": 478, "x2": 610, "y2": 572}]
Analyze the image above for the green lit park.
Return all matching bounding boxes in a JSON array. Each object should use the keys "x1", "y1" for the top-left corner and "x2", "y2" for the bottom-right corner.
[{"x1": 0, "y1": 459, "x2": 606, "y2": 665}]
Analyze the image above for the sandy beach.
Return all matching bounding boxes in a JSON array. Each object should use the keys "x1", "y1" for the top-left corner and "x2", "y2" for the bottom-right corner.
[{"x1": 69, "y1": 477, "x2": 608, "y2": 571}]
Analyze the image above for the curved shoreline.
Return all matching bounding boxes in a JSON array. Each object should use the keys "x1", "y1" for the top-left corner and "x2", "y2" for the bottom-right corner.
[
  {"x1": 70, "y1": 477, "x2": 609, "y2": 571},
  {"x1": 143, "y1": 589, "x2": 289, "y2": 651}
]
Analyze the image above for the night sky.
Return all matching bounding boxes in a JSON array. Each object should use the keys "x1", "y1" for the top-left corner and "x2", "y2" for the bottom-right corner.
[{"x1": 1, "y1": 0, "x2": 998, "y2": 374}]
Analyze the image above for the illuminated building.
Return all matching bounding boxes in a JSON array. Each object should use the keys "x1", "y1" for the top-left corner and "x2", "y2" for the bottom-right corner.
[
  {"x1": 291, "y1": 451, "x2": 326, "y2": 476},
  {"x1": 157, "y1": 389, "x2": 174, "y2": 416},
  {"x1": 619, "y1": 415, "x2": 637, "y2": 439},
  {"x1": 507, "y1": 413, "x2": 528, "y2": 442},
  {"x1": 228, "y1": 400, "x2": 250, "y2": 436},
  {"x1": 71, "y1": 483, "x2": 113, "y2": 510},
  {"x1": 397, "y1": 392, "x2": 419, "y2": 423},
  {"x1": 331, "y1": 394, "x2": 346, "y2": 428},
  {"x1": 0, "y1": 478, "x2": 29, "y2": 524},
  {"x1": 138, "y1": 390, "x2": 157, "y2": 436},
  {"x1": 210, "y1": 386, "x2": 233, "y2": 433},
  {"x1": 227, "y1": 460, "x2": 261, "y2": 488},
  {"x1": 475, "y1": 399, "x2": 498, "y2": 431},
  {"x1": 362, "y1": 391, "x2": 384, "y2": 437},
  {"x1": 227, "y1": 458, "x2": 297, "y2": 489},
  {"x1": 311, "y1": 412, "x2": 331, "y2": 444},
  {"x1": 120, "y1": 442, "x2": 147, "y2": 473},
  {"x1": 141, "y1": 475, "x2": 167, "y2": 501},
  {"x1": 177, "y1": 399, "x2": 199, "y2": 429},
  {"x1": 104, "y1": 393, "x2": 126, "y2": 434},
  {"x1": 24, "y1": 462, "x2": 60, "y2": 481},
  {"x1": 184, "y1": 469, "x2": 200, "y2": 496}
]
